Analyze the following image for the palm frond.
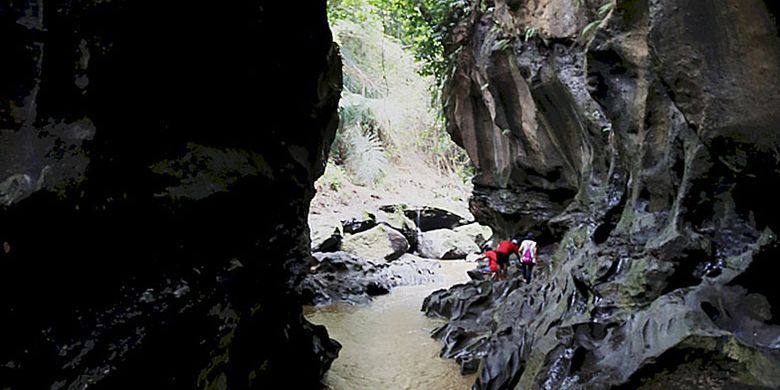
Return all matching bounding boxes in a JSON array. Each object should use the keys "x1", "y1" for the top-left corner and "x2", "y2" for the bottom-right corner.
[{"x1": 344, "y1": 125, "x2": 387, "y2": 185}]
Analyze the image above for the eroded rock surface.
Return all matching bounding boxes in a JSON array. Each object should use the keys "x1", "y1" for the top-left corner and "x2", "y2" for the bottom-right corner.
[
  {"x1": 0, "y1": 1, "x2": 341, "y2": 388},
  {"x1": 427, "y1": 0, "x2": 780, "y2": 388}
]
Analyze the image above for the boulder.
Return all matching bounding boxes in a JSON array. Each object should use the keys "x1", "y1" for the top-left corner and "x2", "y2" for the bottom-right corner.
[
  {"x1": 454, "y1": 223, "x2": 493, "y2": 247},
  {"x1": 380, "y1": 204, "x2": 471, "y2": 231},
  {"x1": 300, "y1": 252, "x2": 440, "y2": 306},
  {"x1": 299, "y1": 252, "x2": 389, "y2": 306},
  {"x1": 341, "y1": 224, "x2": 409, "y2": 261},
  {"x1": 386, "y1": 254, "x2": 441, "y2": 286},
  {"x1": 418, "y1": 229, "x2": 480, "y2": 259},
  {"x1": 465, "y1": 253, "x2": 483, "y2": 263},
  {"x1": 309, "y1": 215, "x2": 343, "y2": 252},
  {"x1": 375, "y1": 209, "x2": 418, "y2": 247},
  {"x1": 340, "y1": 210, "x2": 377, "y2": 234}
]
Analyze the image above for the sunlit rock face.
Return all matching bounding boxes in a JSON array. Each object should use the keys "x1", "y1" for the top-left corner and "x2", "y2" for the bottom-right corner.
[
  {"x1": 432, "y1": 0, "x2": 780, "y2": 388},
  {"x1": 0, "y1": 1, "x2": 341, "y2": 388}
]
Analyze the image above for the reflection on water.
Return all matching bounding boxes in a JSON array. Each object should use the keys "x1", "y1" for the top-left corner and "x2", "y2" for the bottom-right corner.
[{"x1": 305, "y1": 260, "x2": 477, "y2": 390}]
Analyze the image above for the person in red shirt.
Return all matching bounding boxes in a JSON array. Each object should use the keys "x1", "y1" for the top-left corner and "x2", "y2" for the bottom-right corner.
[
  {"x1": 479, "y1": 248, "x2": 499, "y2": 275},
  {"x1": 495, "y1": 238, "x2": 521, "y2": 280}
]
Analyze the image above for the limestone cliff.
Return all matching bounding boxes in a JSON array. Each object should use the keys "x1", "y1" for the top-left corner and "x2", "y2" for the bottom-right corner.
[
  {"x1": 428, "y1": 0, "x2": 780, "y2": 388},
  {"x1": 0, "y1": 1, "x2": 341, "y2": 388}
]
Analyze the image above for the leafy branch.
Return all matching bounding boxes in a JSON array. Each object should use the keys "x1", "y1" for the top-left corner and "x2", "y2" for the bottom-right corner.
[{"x1": 580, "y1": 0, "x2": 615, "y2": 42}]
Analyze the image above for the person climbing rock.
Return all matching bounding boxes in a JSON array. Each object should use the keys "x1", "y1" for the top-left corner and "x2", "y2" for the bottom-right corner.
[
  {"x1": 518, "y1": 233, "x2": 538, "y2": 283},
  {"x1": 478, "y1": 247, "x2": 499, "y2": 277},
  {"x1": 495, "y1": 238, "x2": 521, "y2": 280}
]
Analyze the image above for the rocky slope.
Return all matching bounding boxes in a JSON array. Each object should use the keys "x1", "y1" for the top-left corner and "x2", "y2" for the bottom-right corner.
[
  {"x1": 427, "y1": 0, "x2": 780, "y2": 388},
  {"x1": 0, "y1": 1, "x2": 341, "y2": 388}
]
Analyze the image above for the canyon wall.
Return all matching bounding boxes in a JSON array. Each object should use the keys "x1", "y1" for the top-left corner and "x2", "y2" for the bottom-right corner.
[
  {"x1": 0, "y1": 1, "x2": 341, "y2": 388},
  {"x1": 429, "y1": 0, "x2": 780, "y2": 388}
]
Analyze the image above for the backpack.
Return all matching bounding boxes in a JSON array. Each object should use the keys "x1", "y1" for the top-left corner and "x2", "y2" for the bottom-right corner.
[{"x1": 522, "y1": 245, "x2": 534, "y2": 264}]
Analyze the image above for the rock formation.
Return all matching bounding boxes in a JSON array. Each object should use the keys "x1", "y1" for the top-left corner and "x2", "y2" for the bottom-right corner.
[
  {"x1": 300, "y1": 252, "x2": 440, "y2": 306},
  {"x1": 419, "y1": 228, "x2": 481, "y2": 259},
  {"x1": 454, "y1": 222, "x2": 494, "y2": 247},
  {"x1": 427, "y1": 0, "x2": 780, "y2": 388},
  {"x1": 0, "y1": 1, "x2": 341, "y2": 388},
  {"x1": 341, "y1": 224, "x2": 411, "y2": 261}
]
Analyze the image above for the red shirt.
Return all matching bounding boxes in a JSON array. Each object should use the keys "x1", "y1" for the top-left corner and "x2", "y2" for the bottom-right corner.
[
  {"x1": 485, "y1": 250, "x2": 499, "y2": 272},
  {"x1": 496, "y1": 240, "x2": 520, "y2": 256}
]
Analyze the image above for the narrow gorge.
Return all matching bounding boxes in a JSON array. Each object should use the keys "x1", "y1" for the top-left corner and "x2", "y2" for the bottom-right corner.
[{"x1": 1, "y1": 0, "x2": 779, "y2": 389}]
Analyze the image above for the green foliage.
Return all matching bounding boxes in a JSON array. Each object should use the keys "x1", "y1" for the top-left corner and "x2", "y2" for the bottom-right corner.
[
  {"x1": 344, "y1": 125, "x2": 388, "y2": 185},
  {"x1": 524, "y1": 27, "x2": 538, "y2": 42},
  {"x1": 580, "y1": 0, "x2": 615, "y2": 41},
  {"x1": 415, "y1": 119, "x2": 471, "y2": 177},
  {"x1": 598, "y1": 1, "x2": 615, "y2": 16},
  {"x1": 332, "y1": 93, "x2": 387, "y2": 185},
  {"x1": 319, "y1": 162, "x2": 350, "y2": 191},
  {"x1": 328, "y1": 0, "x2": 467, "y2": 87},
  {"x1": 327, "y1": 0, "x2": 472, "y2": 189}
]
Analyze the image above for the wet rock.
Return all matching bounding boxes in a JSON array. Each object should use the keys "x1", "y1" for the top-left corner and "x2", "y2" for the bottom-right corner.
[
  {"x1": 300, "y1": 252, "x2": 440, "y2": 306},
  {"x1": 0, "y1": 1, "x2": 342, "y2": 388},
  {"x1": 418, "y1": 229, "x2": 481, "y2": 260},
  {"x1": 454, "y1": 223, "x2": 493, "y2": 247},
  {"x1": 428, "y1": 0, "x2": 780, "y2": 388},
  {"x1": 341, "y1": 224, "x2": 410, "y2": 261},
  {"x1": 388, "y1": 253, "x2": 442, "y2": 286},
  {"x1": 300, "y1": 252, "x2": 388, "y2": 305},
  {"x1": 380, "y1": 204, "x2": 472, "y2": 231}
]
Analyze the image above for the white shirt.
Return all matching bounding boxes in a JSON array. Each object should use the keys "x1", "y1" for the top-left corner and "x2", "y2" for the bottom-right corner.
[{"x1": 519, "y1": 240, "x2": 537, "y2": 263}]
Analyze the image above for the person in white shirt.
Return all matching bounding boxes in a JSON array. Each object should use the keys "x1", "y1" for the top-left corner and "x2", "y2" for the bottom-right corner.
[{"x1": 518, "y1": 233, "x2": 538, "y2": 283}]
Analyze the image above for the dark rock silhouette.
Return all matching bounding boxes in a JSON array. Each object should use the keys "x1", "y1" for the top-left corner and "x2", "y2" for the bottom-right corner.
[{"x1": 0, "y1": 1, "x2": 341, "y2": 388}]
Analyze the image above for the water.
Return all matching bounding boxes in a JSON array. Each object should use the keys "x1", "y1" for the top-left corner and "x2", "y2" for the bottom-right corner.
[{"x1": 305, "y1": 260, "x2": 477, "y2": 390}]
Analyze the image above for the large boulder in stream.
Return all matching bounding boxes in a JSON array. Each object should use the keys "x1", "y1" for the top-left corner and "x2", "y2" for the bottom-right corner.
[
  {"x1": 0, "y1": 1, "x2": 341, "y2": 388},
  {"x1": 376, "y1": 209, "x2": 418, "y2": 248},
  {"x1": 425, "y1": 0, "x2": 780, "y2": 389},
  {"x1": 341, "y1": 224, "x2": 410, "y2": 261},
  {"x1": 454, "y1": 222, "x2": 493, "y2": 247},
  {"x1": 418, "y1": 229, "x2": 480, "y2": 259},
  {"x1": 300, "y1": 252, "x2": 440, "y2": 306}
]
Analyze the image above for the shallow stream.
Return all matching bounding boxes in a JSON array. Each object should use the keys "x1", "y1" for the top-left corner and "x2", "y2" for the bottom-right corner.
[{"x1": 304, "y1": 260, "x2": 476, "y2": 389}]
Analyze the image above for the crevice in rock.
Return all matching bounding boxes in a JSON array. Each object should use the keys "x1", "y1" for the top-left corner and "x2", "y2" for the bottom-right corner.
[
  {"x1": 700, "y1": 301, "x2": 720, "y2": 322},
  {"x1": 727, "y1": 242, "x2": 780, "y2": 325},
  {"x1": 658, "y1": 249, "x2": 707, "y2": 295},
  {"x1": 568, "y1": 346, "x2": 588, "y2": 374},
  {"x1": 591, "y1": 188, "x2": 627, "y2": 244}
]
